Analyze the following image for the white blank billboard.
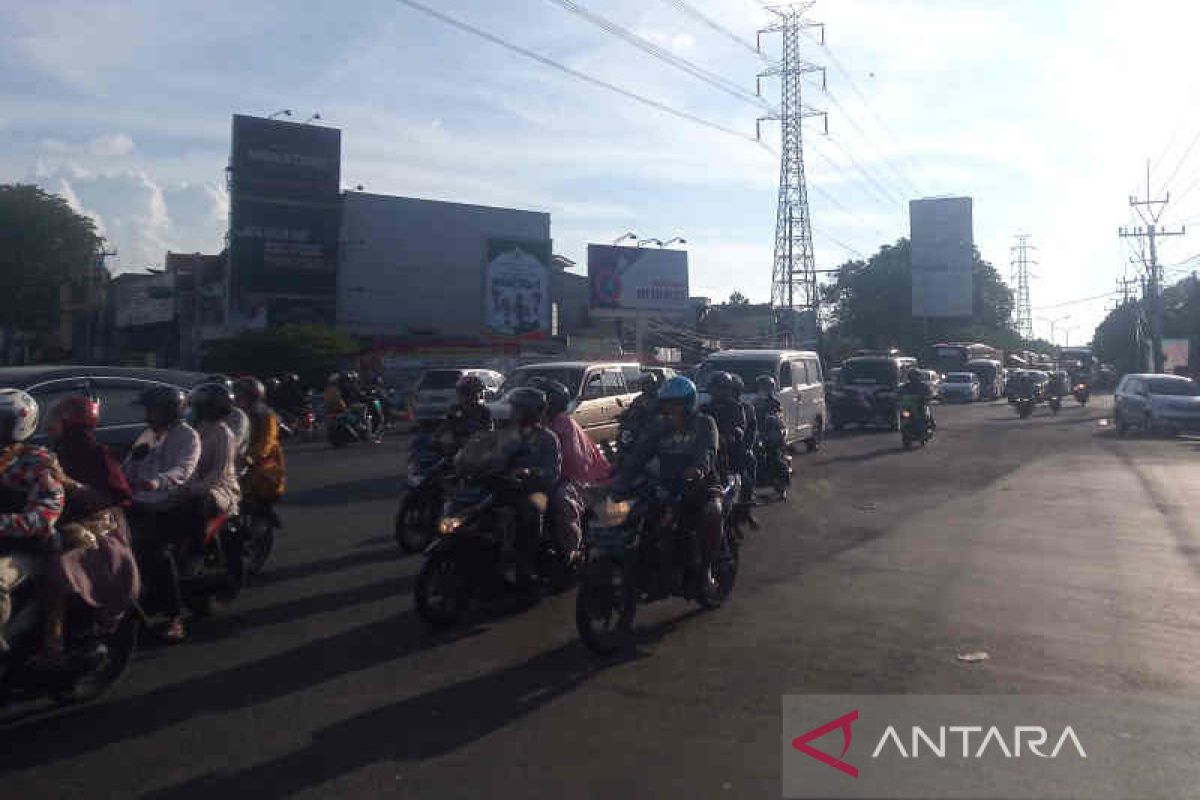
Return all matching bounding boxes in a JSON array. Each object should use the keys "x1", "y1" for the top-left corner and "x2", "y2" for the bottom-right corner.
[{"x1": 910, "y1": 197, "x2": 974, "y2": 318}]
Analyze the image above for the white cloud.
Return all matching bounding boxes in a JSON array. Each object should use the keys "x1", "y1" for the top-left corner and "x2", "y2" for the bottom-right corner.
[{"x1": 89, "y1": 133, "x2": 134, "y2": 156}]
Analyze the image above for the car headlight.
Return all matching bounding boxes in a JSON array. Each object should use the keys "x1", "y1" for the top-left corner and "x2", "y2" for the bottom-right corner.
[{"x1": 438, "y1": 515, "x2": 465, "y2": 536}]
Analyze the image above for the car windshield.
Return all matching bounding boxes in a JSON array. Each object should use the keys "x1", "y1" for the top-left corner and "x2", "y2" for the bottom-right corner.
[
  {"x1": 417, "y1": 370, "x2": 463, "y2": 390},
  {"x1": 694, "y1": 360, "x2": 777, "y2": 389},
  {"x1": 968, "y1": 364, "x2": 997, "y2": 379},
  {"x1": 1147, "y1": 378, "x2": 1200, "y2": 396},
  {"x1": 502, "y1": 367, "x2": 585, "y2": 396},
  {"x1": 841, "y1": 360, "x2": 898, "y2": 386},
  {"x1": 945, "y1": 373, "x2": 973, "y2": 383}
]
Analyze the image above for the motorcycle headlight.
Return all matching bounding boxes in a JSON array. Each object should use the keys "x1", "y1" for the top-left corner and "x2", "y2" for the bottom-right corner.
[
  {"x1": 438, "y1": 515, "x2": 465, "y2": 536},
  {"x1": 592, "y1": 496, "x2": 632, "y2": 528},
  {"x1": 900, "y1": 409, "x2": 912, "y2": 418}
]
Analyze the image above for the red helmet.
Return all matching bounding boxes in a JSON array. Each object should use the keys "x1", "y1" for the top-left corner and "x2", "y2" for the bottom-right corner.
[{"x1": 48, "y1": 394, "x2": 100, "y2": 431}]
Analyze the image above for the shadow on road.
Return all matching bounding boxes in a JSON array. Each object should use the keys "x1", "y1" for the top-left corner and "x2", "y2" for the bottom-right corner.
[
  {"x1": 818, "y1": 446, "x2": 904, "y2": 467},
  {"x1": 142, "y1": 612, "x2": 705, "y2": 799},
  {"x1": 251, "y1": 546, "x2": 400, "y2": 588},
  {"x1": 185, "y1": 575, "x2": 418, "y2": 645},
  {"x1": 0, "y1": 608, "x2": 482, "y2": 770},
  {"x1": 285, "y1": 476, "x2": 400, "y2": 507}
]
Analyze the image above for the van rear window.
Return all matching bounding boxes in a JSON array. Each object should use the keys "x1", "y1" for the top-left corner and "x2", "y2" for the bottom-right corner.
[
  {"x1": 695, "y1": 361, "x2": 777, "y2": 389},
  {"x1": 417, "y1": 370, "x2": 463, "y2": 390}
]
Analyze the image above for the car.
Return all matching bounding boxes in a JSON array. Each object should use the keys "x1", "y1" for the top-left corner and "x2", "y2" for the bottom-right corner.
[
  {"x1": 490, "y1": 361, "x2": 641, "y2": 445},
  {"x1": 828, "y1": 353, "x2": 917, "y2": 431},
  {"x1": 641, "y1": 366, "x2": 678, "y2": 385},
  {"x1": 694, "y1": 350, "x2": 826, "y2": 451},
  {"x1": 1113, "y1": 373, "x2": 1200, "y2": 436},
  {"x1": 940, "y1": 372, "x2": 981, "y2": 403},
  {"x1": 411, "y1": 367, "x2": 504, "y2": 427},
  {"x1": 0, "y1": 365, "x2": 210, "y2": 458},
  {"x1": 965, "y1": 358, "x2": 1006, "y2": 400}
]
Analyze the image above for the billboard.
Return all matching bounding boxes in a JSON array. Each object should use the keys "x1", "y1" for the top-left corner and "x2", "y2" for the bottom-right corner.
[
  {"x1": 588, "y1": 245, "x2": 690, "y2": 311},
  {"x1": 910, "y1": 197, "x2": 974, "y2": 318},
  {"x1": 484, "y1": 238, "x2": 552, "y2": 337},
  {"x1": 230, "y1": 114, "x2": 341, "y2": 200},
  {"x1": 1163, "y1": 338, "x2": 1190, "y2": 373},
  {"x1": 229, "y1": 115, "x2": 341, "y2": 316},
  {"x1": 114, "y1": 273, "x2": 175, "y2": 329}
]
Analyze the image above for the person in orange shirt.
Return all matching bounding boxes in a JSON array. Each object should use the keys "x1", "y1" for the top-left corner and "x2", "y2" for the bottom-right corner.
[{"x1": 233, "y1": 378, "x2": 286, "y2": 505}]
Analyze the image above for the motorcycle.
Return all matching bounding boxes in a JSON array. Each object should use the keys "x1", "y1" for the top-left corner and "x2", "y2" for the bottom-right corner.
[
  {"x1": 134, "y1": 509, "x2": 245, "y2": 620},
  {"x1": 1073, "y1": 383, "x2": 1091, "y2": 406},
  {"x1": 279, "y1": 406, "x2": 317, "y2": 441},
  {"x1": 755, "y1": 415, "x2": 792, "y2": 499},
  {"x1": 574, "y1": 474, "x2": 741, "y2": 655},
  {"x1": 395, "y1": 436, "x2": 453, "y2": 554},
  {"x1": 899, "y1": 395, "x2": 932, "y2": 449},
  {"x1": 1048, "y1": 395, "x2": 1062, "y2": 415},
  {"x1": 1014, "y1": 397, "x2": 1036, "y2": 418},
  {"x1": 327, "y1": 399, "x2": 384, "y2": 448},
  {"x1": 0, "y1": 538, "x2": 140, "y2": 705},
  {"x1": 239, "y1": 502, "x2": 281, "y2": 576},
  {"x1": 414, "y1": 431, "x2": 576, "y2": 626}
]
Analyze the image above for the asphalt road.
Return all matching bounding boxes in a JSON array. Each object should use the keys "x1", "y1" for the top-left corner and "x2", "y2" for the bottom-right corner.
[{"x1": 3, "y1": 395, "x2": 1200, "y2": 798}]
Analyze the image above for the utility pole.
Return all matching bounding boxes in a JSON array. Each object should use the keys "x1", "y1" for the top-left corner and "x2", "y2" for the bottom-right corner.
[
  {"x1": 756, "y1": 2, "x2": 827, "y2": 341},
  {"x1": 1009, "y1": 234, "x2": 1035, "y2": 341},
  {"x1": 1119, "y1": 160, "x2": 1185, "y2": 372}
]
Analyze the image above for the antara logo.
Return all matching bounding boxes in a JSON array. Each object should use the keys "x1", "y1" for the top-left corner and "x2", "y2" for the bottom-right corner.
[{"x1": 792, "y1": 710, "x2": 1087, "y2": 779}]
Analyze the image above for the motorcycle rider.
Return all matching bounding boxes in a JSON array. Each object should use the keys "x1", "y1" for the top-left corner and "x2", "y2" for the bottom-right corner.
[
  {"x1": 123, "y1": 386, "x2": 200, "y2": 644},
  {"x1": 753, "y1": 375, "x2": 788, "y2": 493},
  {"x1": 897, "y1": 368, "x2": 936, "y2": 432},
  {"x1": 1048, "y1": 369, "x2": 1070, "y2": 401},
  {"x1": 619, "y1": 371, "x2": 663, "y2": 450},
  {"x1": 535, "y1": 379, "x2": 610, "y2": 558},
  {"x1": 233, "y1": 378, "x2": 286, "y2": 505},
  {"x1": 203, "y1": 376, "x2": 249, "y2": 462},
  {"x1": 435, "y1": 374, "x2": 493, "y2": 453},
  {"x1": 323, "y1": 373, "x2": 347, "y2": 417},
  {"x1": 275, "y1": 374, "x2": 308, "y2": 417},
  {"x1": 497, "y1": 388, "x2": 561, "y2": 586},
  {"x1": 616, "y1": 376, "x2": 723, "y2": 596},
  {"x1": 730, "y1": 374, "x2": 758, "y2": 508},
  {"x1": 699, "y1": 371, "x2": 746, "y2": 480},
  {"x1": 0, "y1": 390, "x2": 66, "y2": 652}
]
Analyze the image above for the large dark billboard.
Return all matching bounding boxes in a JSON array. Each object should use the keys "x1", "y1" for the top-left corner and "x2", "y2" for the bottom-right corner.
[
  {"x1": 230, "y1": 115, "x2": 340, "y2": 200},
  {"x1": 229, "y1": 115, "x2": 341, "y2": 317}
]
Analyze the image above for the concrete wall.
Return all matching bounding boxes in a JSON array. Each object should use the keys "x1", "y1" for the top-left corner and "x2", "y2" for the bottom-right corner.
[{"x1": 337, "y1": 193, "x2": 550, "y2": 337}]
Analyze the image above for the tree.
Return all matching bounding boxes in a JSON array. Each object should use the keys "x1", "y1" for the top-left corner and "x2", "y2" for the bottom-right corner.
[
  {"x1": 202, "y1": 324, "x2": 361, "y2": 388},
  {"x1": 0, "y1": 184, "x2": 102, "y2": 340},
  {"x1": 1092, "y1": 300, "x2": 1147, "y2": 376},
  {"x1": 727, "y1": 291, "x2": 751, "y2": 306},
  {"x1": 821, "y1": 238, "x2": 1016, "y2": 359}
]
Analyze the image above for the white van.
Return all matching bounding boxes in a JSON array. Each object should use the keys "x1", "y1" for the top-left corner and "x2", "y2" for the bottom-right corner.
[
  {"x1": 412, "y1": 368, "x2": 504, "y2": 427},
  {"x1": 695, "y1": 349, "x2": 826, "y2": 451}
]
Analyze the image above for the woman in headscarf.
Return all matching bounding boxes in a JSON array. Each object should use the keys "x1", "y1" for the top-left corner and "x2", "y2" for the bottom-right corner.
[{"x1": 38, "y1": 395, "x2": 140, "y2": 664}]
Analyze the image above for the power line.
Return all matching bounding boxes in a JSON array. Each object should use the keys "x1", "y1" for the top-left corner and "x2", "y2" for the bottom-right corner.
[
  {"x1": 544, "y1": 0, "x2": 770, "y2": 111},
  {"x1": 1032, "y1": 290, "x2": 1121, "y2": 311},
  {"x1": 1158, "y1": 123, "x2": 1200, "y2": 195},
  {"x1": 659, "y1": 0, "x2": 762, "y2": 58},
  {"x1": 392, "y1": 0, "x2": 757, "y2": 143}
]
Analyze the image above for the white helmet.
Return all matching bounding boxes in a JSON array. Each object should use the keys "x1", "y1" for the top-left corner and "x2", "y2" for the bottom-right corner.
[{"x1": 0, "y1": 389, "x2": 39, "y2": 443}]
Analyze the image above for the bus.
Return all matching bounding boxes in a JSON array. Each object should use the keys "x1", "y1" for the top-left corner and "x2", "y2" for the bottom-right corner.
[{"x1": 930, "y1": 342, "x2": 1001, "y2": 376}]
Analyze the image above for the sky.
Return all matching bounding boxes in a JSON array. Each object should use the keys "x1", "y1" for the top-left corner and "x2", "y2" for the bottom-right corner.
[{"x1": 4, "y1": 0, "x2": 1200, "y2": 345}]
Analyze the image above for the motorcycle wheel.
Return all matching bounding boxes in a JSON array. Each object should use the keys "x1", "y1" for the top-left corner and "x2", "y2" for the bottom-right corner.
[
  {"x1": 576, "y1": 558, "x2": 637, "y2": 655},
  {"x1": 415, "y1": 551, "x2": 469, "y2": 627},
  {"x1": 395, "y1": 495, "x2": 436, "y2": 554},
  {"x1": 902, "y1": 433, "x2": 913, "y2": 450},
  {"x1": 53, "y1": 612, "x2": 139, "y2": 705},
  {"x1": 244, "y1": 517, "x2": 276, "y2": 576},
  {"x1": 699, "y1": 532, "x2": 738, "y2": 610},
  {"x1": 1018, "y1": 403, "x2": 1033, "y2": 419},
  {"x1": 329, "y1": 424, "x2": 353, "y2": 448}
]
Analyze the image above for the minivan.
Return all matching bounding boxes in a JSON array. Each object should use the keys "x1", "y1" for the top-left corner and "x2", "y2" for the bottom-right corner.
[
  {"x1": 829, "y1": 354, "x2": 918, "y2": 430},
  {"x1": 490, "y1": 361, "x2": 641, "y2": 444},
  {"x1": 412, "y1": 368, "x2": 504, "y2": 427},
  {"x1": 694, "y1": 350, "x2": 826, "y2": 451},
  {"x1": 1114, "y1": 373, "x2": 1200, "y2": 436}
]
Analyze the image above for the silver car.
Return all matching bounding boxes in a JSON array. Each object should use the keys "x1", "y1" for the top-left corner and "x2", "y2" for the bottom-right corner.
[{"x1": 1114, "y1": 373, "x2": 1200, "y2": 436}]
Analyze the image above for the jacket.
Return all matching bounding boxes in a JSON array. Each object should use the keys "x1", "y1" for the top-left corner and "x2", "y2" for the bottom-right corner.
[
  {"x1": 242, "y1": 403, "x2": 286, "y2": 503},
  {"x1": 0, "y1": 444, "x2": 65, "y2": 539},
  {"x1": 619, "y1": 412, "x2": 719, "y2": 487},
  {"x1": 123, "y1": 422, "x2": 201, "y2": 505},
  {"x1": 508, "y1": 426, "x2": 562, "y2": 495},
  {"x1": 180, "y1": 420, "x2": 241, "y2": 515},
  {"x1": 549, "y1": 412, "x2": 610, "y2": 486}
]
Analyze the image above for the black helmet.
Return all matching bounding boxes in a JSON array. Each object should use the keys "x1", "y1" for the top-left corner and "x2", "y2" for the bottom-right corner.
[
  {"x1": 265, "y1": 377, "x2": 281, "y2": 392},
  {"x1": 189, "y1": 382, "x2": 234, "y2": 422},
  {"x1": 508, "y1": 387, "x2": 547, "y2": 426},
  {"x1": 707, "y1": 371, "x2": 735, "y2": 399},
  {"x1": 533, "y1": 378, "x2": 572, "y2": 417},
  {"x1": 730, "y1": 374, "x2": 746, "y2": 398},
  {"x1": 287, "y1": 373, "x2": 300, "y2": 384},
  {"x1": 234, "y1": 376, "x2": 266, "y2": 405},
  {"x1": 456, "y1": 374, "x2": 486, "y2": 400},
  {"x1": 639, "y1": 371, "x2": 664, "y2": 395},
  {"x1": 140, "y1": 385, "x2": 186, "y2": 427},
  {"x1": 756, "y1": 374, "x2": 777, "y2": 394},
  {"x1": 907, "y1": 368, "x2": 924, "y2": 384}
]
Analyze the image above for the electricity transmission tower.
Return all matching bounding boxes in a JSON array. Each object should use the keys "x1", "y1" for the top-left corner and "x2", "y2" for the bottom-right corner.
[
  {"x1": 1119, "y1": 161, "x2": 1185, "y2": 372},
  {"x1": 756, "y1": 2, "x2": 827, "y2": 320},
  {"x1": 1009, "y1": 234, "x2": 1035, "y2": 340}
]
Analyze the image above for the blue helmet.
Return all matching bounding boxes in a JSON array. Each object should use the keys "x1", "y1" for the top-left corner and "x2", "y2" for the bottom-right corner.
[{"x1": 658, "y1": 376, "x2": 698, "y2": 413}]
